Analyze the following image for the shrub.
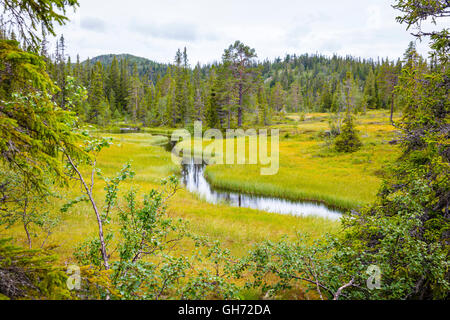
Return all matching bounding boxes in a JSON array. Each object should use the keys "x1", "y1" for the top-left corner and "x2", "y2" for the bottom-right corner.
[
  {"x1": 0, "y1": 238, "x2": 73, "y2": 300},
  {"x1": 334, "y1": 116, "x2": 362, "y2": 153}
]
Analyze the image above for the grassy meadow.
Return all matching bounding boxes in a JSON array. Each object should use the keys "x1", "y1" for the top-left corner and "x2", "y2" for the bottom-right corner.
[
  {"x1": 2, "y1": 133, "x2": 337, "y2": 260},
  {"x1": 1, "y1": 110, "x2": 400, "y2": 298},
  {"x1": 179, "y1": 110, "x2": 401, "y2": 210}
]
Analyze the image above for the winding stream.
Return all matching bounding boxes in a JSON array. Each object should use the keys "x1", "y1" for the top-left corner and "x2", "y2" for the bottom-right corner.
[{"x1": 181, "y1": 158, "x2": 343, "y2": 220}]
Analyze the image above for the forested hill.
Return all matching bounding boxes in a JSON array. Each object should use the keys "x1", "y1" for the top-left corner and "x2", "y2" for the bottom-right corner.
[
  {"x1": 83, "y1": 53, "x2": 169, "y2": 82},
  {"x1": 51, "y1": 39, "x2": 415, "y2": 128},
  {"x1": 258, "y1": 53, "x2": 403, "y2": 111}
]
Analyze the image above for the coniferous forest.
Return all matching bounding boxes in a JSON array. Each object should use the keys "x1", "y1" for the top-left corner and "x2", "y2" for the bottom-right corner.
[
  {"x1": 45, "y1": 38, "x2": 405, "y2": 129},
  {"x1": 0, "y1": 0, "x2": 448, "y2": 306}
]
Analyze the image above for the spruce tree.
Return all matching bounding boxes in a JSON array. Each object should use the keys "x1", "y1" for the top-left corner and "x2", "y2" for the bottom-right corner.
[
  {"x1": 118, "y1": 59, "x2": 130, "y2": 113},
  {"x1": 88, "y1": 62, "x2": 109, "y2": 124},
  {"x1": 334, "y1": 113, "x2": 362, "y2": 153},
  {"x1": 107, "y1": 56, "x2": 120, "y2": 113},
  {"x1": 192, "y1": 64, "x2": 205, "y2": 122},
  {"x1": 256, "y1": 82, "x2": 270, "y2": 126},
  {"x1": 270, "y1": 82, "x2": 286, "y2": 112},
  {"x1": 206, "y1": 86, "x2": 220, "y2": 128},
  {"x1": 0, "y1": 39, "x2": 85, "y2": 190},
  {"x1": 363, "y1": 67, "x2": 377, "y2": 109},
  {"x1": 127, "y1": 63, "x2": 142, "y2": 123}
]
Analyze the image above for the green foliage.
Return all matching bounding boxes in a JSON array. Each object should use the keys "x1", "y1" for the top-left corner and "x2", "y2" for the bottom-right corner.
[
  {"x1": 1, "y1": 0, "x2": 447, "y2": 301},
  {"x1": 74, "y1": 233, "x2": 114, "y2": 268},
  {"x1": 60, "y1": 195, "x2": 88, "y2": 213},
  {"x1": 0, "y1": 170, "x2": 60, "y2": 248},
  {"x1": 111, "y1": 176, "x2": 191, "y2": 299},
  {"x1": 234, "y1": 235, "x2": 347, "y2": 300},
  {"x1": 334, "y1": 115, "x2": 363, "y2": 153},
  {"x1": 88, "y1": 62, "x2": 110, "y2": 124},
  {"x1": 0, "y1": 238, "x2": 73, "y2": 299},
  {"x1": 101, "y1": 162, "x2": 135, "y2": 223},
  {"x1": 223, "y1": 41, "x2": 258, "y2": 127},
  {"x1": 70, "y1": 168, "x2": 239, "y2": 300},
  {"x1": 65, "y1": 75, "x2": 88, "y2": 115},
  {"x1": 237, "y1": 173, "x2": 448, "y2": 299},
  {"x1": 51, "y1": 43, "x2": 404, "y2": 129},
  {"x1": 339, "y1": 177, "x2": 449, "y2": 299},
  {"x1": 116, "y1": 179, "x2": 181, "y2": 263},
  {"x1": 364, "y1": 68, "x2": 378, "y2": 110},
  {"x1": 87, "y1": 54, "x2": 168, "y2": 80},
  {"x1": 0, "y1": 38, "x2": 86, "y2": 251},
  {"x1": 237, "y1": 0, "x2": 449, "y2": 300},
  {"x1": 0, "y1": 39, "x2": 85, "y2": 190},
  {"x1": 1, "y1": 0, "x2": 79, "y2": 47},
  {"x1": 180, "y1": 241, "x2": 239, "y2": 300}
]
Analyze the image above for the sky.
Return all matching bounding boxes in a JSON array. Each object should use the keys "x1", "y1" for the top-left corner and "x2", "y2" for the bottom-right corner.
[{"x1": 52, "y1": 0, "x2": 447, "y2": 65}]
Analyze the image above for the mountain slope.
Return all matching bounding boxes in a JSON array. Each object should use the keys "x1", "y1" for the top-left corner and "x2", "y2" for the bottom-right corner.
[{"x1": 85, "y1": 53, "x2": 168, "y2": 81}]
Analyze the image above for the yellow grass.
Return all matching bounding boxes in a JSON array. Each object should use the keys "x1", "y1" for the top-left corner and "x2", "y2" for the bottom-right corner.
[
  {"x1": 1, "y1": 110, "x2": 401, "y2": 299},
  {"x1": 178, "y1": 110, "x2": 401, "y2": 209},
  {"x1": 2, "y1": 132, "x2": 339, "y2": 263}
]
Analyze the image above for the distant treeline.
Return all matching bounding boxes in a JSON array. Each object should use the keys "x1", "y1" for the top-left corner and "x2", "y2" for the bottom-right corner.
[{"x1": 45, "y1": 36, "x2": 414, "y2": 128}]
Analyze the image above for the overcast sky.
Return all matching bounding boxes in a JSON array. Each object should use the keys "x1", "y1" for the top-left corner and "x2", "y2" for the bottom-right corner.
[{"x1": 52, "y1": 0, "x2": 446, "y2": 65}]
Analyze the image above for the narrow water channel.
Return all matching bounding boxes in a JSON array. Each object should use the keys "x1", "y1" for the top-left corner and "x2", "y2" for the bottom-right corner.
[{"x1": 181, "y1": 158, "x2": 343, "y2": 220}]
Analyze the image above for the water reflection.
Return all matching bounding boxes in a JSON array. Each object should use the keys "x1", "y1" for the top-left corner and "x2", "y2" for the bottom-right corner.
[{"x1": 181, "y1": 159, "x2": 342, "y2": 220}]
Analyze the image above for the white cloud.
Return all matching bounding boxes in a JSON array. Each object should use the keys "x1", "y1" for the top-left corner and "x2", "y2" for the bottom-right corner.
[
  {"x1": 80, "y1": 17, "x2": 106, "y2": 33},
  {"x1": 52, "y1": 0, "x2": 445, "y2": 64},
  {"x1": 366, "y1": 5, "x2": 383, "y2": 30}
]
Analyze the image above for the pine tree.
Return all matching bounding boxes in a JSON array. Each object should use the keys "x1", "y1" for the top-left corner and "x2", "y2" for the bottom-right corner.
[
  {"x1": 141, "y1": 84, "x2": 154, "y2": 126},
  {"x1": 334, "y1": 113, "x2": 362, "y2": 153},
  {"x1": 54, "y1": 35, "x2": 68, "y2": 109},
  {"x1": 127, "y1": 63, "x2": 142, "y2": 123},
  {"x1": 364, "y1": 67, "x2": 377, "y2": 109},
  {"x1": 206, "y1": 66, "x2": 219, "y2": 128},
  {"x1": 88, "y1": 62, "x2": 110, "y2": 124},
  {"x1": 270, "y1": 82, "x2": 286, "y2": 112},
  {"x1": 256, "y1": 82, "x2": 270, "y2": 126},
  {"x1": 319, "y1": 82, "x2": 333, "y2": 112},
  {"x1": 174, "y1": 49, "x2": 186, "y2": 124},
  {"x1": 38, "y1": 39, "x2": 408, "y2": 128},
  {"x1": 288, "y1": 81, "x2": 302, "y2": 113},
  {"x1": 329, "y1": 82, "x2": 344, "y2": 135},
  {"x1": 117, "y1": 59, "x2": 130, "y2": 113},
  {"x1": 192, "y1": 64, "x2": 205, "y2": 122},
  {"x1": 107, "y1": 56, "x2": 120, "y2": 113},
  {"x1": 222, "y1": 41, "x2": 258, "y2": 127},
  {"x1": 343, "y1": 71, "x2": 356, "y2": 114},
  {"x1": 206, "y1": 86, "x2": 220, "y2": 128},
  {"x1": 376, "y1": 60, "x2": 398, "y2": 110},
  {"x1": 0, "y1": 38, "x2": 85, "y2": 190},
  {"x1": 216, "y1": 63, "x2": 237, "y2": 129},
  {"x1": 1, "y1": 0, "x2": 80, "y2": 49},
  {"x1": 151, "y1": 75, "x2": 162, "y2": 125}
]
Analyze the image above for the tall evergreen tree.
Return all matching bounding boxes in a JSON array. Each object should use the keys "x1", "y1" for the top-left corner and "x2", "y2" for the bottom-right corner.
[
  {"x1": 223, "y1": 41, "x2": 258, "y2": 127},
  {"x1": 107, "y1": 56, "x2": 120, "y2": 114},
  {"x1": 127, "y1": 63, "x2": 143, "y2": 123},
  {"x1": 363, "y1": 67, "x2": 377, "y2": 110},
  {"x1": 88, "y1": 62, "x2": 109, "y2": 124},
  {"x1": 270, "y1": 82, "x2": 286, "y2": 112}
]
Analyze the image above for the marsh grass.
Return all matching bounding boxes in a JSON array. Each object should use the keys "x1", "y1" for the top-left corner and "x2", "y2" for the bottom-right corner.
[
  {"x1": 0, "y1": 111, "x2": 402, "y2": 299},
  {"x1": 2, "y1": 132, "x2": 339, "y2": 265},
  {"x1": 177, "y1": 111, "x2": 400, "y2": 210},
  {"x1": 1, "y1": 111, "x2": 401, "y2": 300}
]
